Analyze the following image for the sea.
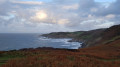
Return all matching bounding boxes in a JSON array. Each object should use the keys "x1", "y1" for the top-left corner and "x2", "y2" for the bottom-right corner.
[{"x1": 0, "y1": 33, "x2": 82, "y2": 51}]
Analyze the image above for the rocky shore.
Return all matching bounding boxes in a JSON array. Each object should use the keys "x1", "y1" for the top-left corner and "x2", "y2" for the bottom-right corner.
[{"x1": 42, "y1": 24, "x2": 120, "y2": 48}]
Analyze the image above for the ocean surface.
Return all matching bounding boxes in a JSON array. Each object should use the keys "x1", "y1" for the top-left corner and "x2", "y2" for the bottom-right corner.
[{"x1": 0, "y1": 33, "x2": 82, "y2": 51}]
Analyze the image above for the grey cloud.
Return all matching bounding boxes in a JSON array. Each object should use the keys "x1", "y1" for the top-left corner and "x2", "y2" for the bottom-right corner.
[
  {"x1": 0, "y1": 0, "x2": 119, "y2": 33},
  {"x1": 0, "y1": 1, "x2": 12, "y2": 15},
  {"x1": 93, "y1": 0, "x2": 120, "y2": 16},
  {"x1": 106, "y1": 0, "x2": 120, "y2": 15},
  {"x1": 53, "y1": 0, "x2": 79, "y2": 4},
  {"x1": 79, "y1": 0, "x2": 97, "y2": 9}
]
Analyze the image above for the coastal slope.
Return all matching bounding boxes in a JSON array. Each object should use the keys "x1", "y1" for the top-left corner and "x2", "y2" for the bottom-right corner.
[
  {"x1": 0, "y1": 38, "x2": 120, "y2": 67},
  {"x1": 0, "y1": 24, "x2": 120, "y2": 67},
  {"x1": 42, "y1": 24, "x2": 120, "y2": 48}
]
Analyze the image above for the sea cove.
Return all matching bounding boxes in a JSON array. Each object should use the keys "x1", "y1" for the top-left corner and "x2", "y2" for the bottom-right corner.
[{"x1": 0, "y1": 33, "x2": 81, "y2": 51}]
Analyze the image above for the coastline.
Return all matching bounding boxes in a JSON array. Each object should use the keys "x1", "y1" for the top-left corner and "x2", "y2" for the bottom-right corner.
[{"x1": 40, "y1": 36, "x2": 82, "y2": 49}]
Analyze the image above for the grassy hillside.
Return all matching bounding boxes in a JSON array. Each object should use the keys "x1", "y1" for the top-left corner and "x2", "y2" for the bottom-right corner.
[
  {"x1": 42, "y1": 31, "x2": 84, "y2": 38},
  {"x1": 42, "y1": 25, "x2": 120, "y2": 47},
  {"x1": 0, "y1": 24, "x2": 120, "y2": 67},
  {"x1": 0, "y1": 39, "x2": 120, "y2": 67},
  {"x1": 42, "y1": 29, "x2": 106, "y2": 47}
]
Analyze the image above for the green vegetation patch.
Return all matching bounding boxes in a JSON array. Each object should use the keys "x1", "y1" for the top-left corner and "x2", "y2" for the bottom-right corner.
[
  {"x1": 0, "y1": 51, "x2": 25, "y2": 66},
  {"x1": 67, "y1": 56, "x2": 75, "y2": 61},
  {"x1": 81, "y1": 35, "x2": 92, "y2": 39},
  {"x1": 99, "y1": 58, "x2": 120, "y2": 62},
  {"x1": 104, "y1": 36, "x2": 120, "y2": 44},
  {"x1": 73, "y1": 32, "x2": 83, "y2": 35},
  {"x1": 114, "y1": 44, "x2": 120, "y2": 47}
]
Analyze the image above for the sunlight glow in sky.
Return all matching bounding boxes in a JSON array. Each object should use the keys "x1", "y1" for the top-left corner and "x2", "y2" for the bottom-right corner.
[
  {"x1": 0, "y1": 0, "x2": 119, "y2": 33},
  {"x1": 36, "y1": 11, "x2": 47, "y2": 20}
]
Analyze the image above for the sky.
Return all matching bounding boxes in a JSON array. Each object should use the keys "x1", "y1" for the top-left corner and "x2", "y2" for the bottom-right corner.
[{"x1": 0, "y1": 0, "x2": 119, "y2": 33}]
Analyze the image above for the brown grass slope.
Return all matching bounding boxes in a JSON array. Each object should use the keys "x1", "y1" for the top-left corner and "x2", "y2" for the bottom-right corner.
[
  {"x1": 1, "y1": 38, "x2": 120, "y2": 67},
  {"x1": 0, "y1": 24, "x2": 120, "y2": 67}
]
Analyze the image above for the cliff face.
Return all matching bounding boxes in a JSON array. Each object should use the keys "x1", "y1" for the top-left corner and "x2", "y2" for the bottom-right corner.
[
  {"x1": 72, "y1": 29, "x2": 105, "y2": 47},
  {"x1": 42, "y1": 24, "x2": 120, "y2": 48}
]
